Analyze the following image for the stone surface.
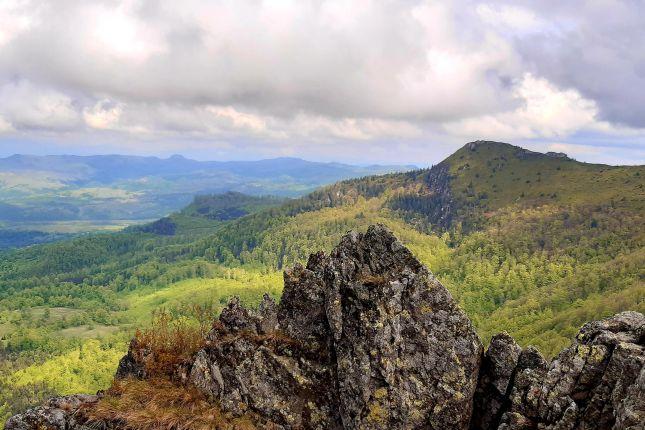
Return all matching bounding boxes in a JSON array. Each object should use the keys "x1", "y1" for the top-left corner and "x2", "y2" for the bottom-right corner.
[
  {"x1": 471, "y1": 333, "x2": 522, "y2": 430},
  {"x1": 4, "y1": 395, "x2": 102, "y2": 430},
  {"x1": 190, "y1": 252, "x2": 341, "y2": 429},
  {"x1": 496, "y1": 311, "x2": 645, "y2": 430},
  {"x1": 324, "y1": 224, "x2": 482, "y2": 429},
  {"x1": 174, "y1": 224, "x2": 482, "y2": 429},
  {"x1": 5, "y1": 226, "x2": 645, "y2": 430},
  {"x1": 114, "y1": 338, "x2": 147, "y2": 380}
]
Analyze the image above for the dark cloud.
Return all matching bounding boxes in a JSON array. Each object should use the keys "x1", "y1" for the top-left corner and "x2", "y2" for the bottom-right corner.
[{"x1": 513, "y1": 1, "x2": 645, "y2": 128}]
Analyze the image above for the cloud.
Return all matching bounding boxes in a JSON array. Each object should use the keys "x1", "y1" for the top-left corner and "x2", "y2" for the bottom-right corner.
[
  {"x1": 513, "y1": 1, "x2": 645, "y2": 128},
  {"x1": 0, "y1": 115, "x2": 12, "y2": 133},
  {"x1": 0, "y1": 0, "x2": 34, "y2": 47},
  {"x1": 83, "y1": 100, "x2": 124, "y2": 130},
  {"x1": 444, "y1": 73, "x2": 602, "y2": 139},
  {"x1": 0, "y1": 1, "x2": 521, "y2": 121},
  {"x1": 0, "y1": 0, "x2": 642, "y2": 164},
  {"x1": 0, "y1": 80, "x2": 80, "y2": 131}
]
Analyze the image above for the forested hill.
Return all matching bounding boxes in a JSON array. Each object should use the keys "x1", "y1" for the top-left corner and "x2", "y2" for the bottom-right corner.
[
  {"x1": 187, "y1": 140, "x2": 643, "y2": 264},
  {"x1": 0, "y1": 141, "x2": 643, "y2": 425}
]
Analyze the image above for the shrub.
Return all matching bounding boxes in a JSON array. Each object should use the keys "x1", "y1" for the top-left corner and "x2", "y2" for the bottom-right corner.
[{"x1": 133, "y1": 308, "x2": 209, "y2": 377}]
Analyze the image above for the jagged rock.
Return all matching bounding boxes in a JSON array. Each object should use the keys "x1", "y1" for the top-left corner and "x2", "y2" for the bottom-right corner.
[
  {"x1": 191, "y1": 290, "x2": 341, "y2": 428},
  {"x1": 278, "y1": 253, "x2": 333, "y2": 354},
  {"x1": 114, "y1": 338, "x2": 147, "y2": 380},
  {"x1": 4, "y1": 395, "x2": 102, "y2": 430},
  {"x1": 471, "y1": 333, "x2": 522, "y2": 430},
  {"x1": 190, "y1": 225, "x2": 483, "y2": 429},
  {"x1": 5, "y1": 226, "x2": 645, "y2": 430},
  {"x1": 218, "y1": 296, "x2": 259, "y2": 333},
  {"x1": 257, "y1": 293, "x2": 279, "y2": 334},
  {"x1": 497, "y1": 311, "x2": 645, "y2": 430},
  {"x1": 324, "y1": 224, "x2": 482, "y2": 429}
]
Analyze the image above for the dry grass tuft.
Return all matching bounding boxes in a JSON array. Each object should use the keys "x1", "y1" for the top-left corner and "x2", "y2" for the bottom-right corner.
[
  {"x1": 89, "y1": 378, "x2": 258, "y2": 430},
  {"x1": 357, "y1": 272, "x2": 390, "y2": 287},
  {"x1": 133, "y1": 309, "x2": 208, "y2": 377}
]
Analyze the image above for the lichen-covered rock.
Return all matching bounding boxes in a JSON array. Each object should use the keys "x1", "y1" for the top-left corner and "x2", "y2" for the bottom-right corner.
[
  {"x1": 471, "y1": 333, "x2": 522, "y2": 430},
  {"x1": 189, "y1": 255, "x2": 341, "y2": 429},
  {"x1": 4, "y1": 395, "x2": 102, "y2": 430},
  {"x1": 497, "y1": 311, "x2": 645, "y2": 430},
  {"x1": 114, "y1": 338, "x2": 147, "y2": 380},
  {"x1": 324, "y1": 224, "x2": 483, "y2": 429},
  {"x1": 218, "y1": 295, "x2": 259, "y2": 333},
  {"x1": 188, "y1": 225, "x2": 483, "y2": 429}
]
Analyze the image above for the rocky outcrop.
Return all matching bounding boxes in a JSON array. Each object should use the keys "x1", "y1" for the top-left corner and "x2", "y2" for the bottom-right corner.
[
  {"x1": 495, "y1": 311, "x2": 644, "y2": 430},
  {"x1": 5, "y1": 226, "x2": 644, "y2": 429},
  {"x1": 188, "y1": 224, "x2": 482, "y2": 429},
  {"x1": 323, "y1": 225, "x2": 481, "y2": 429},
  {"x1": 471, "y1": 333, "x2": 522, "y2": 430},
  {"x1": 4, "y1": 395, "x2": 102, "y2": 430}
]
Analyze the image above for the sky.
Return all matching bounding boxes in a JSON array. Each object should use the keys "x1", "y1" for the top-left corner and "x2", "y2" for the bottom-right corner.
[{"x1": 0, "y1": 0, "x2": 644, "y2": 166}]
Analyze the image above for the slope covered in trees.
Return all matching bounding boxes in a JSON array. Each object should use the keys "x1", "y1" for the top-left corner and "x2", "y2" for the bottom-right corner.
[{"x1": 0, "y1": 141, "x2": 643, "y2": 426}]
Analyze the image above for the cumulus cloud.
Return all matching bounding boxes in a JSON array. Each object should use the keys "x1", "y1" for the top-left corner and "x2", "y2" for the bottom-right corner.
[
  {"x1": 514, "y1": 1, "x2": 645, "y2": 129},
  {"x1": 0, "y1": 0, "x2": 643, "y2": 164},
  {"x1": 0, "y1": 80, "x2": 80, "y2": 131},
  {"x1": 444, "y1": 73, "x2": 602, "y2": 139}
]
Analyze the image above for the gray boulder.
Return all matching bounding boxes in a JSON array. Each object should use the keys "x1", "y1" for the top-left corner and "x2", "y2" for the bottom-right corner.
[{"x1": 4, "y1": 395, "x2": 102, "y2": 430}]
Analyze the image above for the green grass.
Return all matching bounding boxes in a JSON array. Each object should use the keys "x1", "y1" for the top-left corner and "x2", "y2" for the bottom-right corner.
[
  {"x1": 447, "y1": 142, "x2": 645, "y2": 216},
  {"x1": 57, "y1": 325, "x2": 120, "y2": 339},
  {"x1": 121, "y1": 270, "x2": 283, "y2": 324}
]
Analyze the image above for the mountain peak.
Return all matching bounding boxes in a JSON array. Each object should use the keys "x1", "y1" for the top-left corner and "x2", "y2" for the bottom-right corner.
[{"x1": 457, "y1": 140, "x2": 571, "y2": 161}]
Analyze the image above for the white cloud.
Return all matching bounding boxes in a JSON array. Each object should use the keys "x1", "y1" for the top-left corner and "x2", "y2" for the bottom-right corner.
[
  {"x1": 83, "y1": 100, "x2": 123, "y2": 130},
  {"x1": 0, "y1": 115, "x2": 12, "y2": 133},
  {"x1": 0, "y1": 81, "x2": 80, "y2": 131},
  {"x1": 476, "y1": 4, "x2": 544, "y2": 33},
  {"x1": 85, "y1": 2, "x2": 166, "y2": 62},
  {"x1": 547, "y1": 142, "x2": 599, "y2": 156},
  {"x1": 0, "y1": 0, "x2": 34, "y2": 47},
  {"x1": 444, "y1": 73, "x2": 602, "y2": 139}
]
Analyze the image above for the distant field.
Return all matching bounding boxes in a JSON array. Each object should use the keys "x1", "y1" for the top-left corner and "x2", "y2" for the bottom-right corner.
[
  {"x1": 3, "y1": 220, "x2": 154, "y2": 234},
  {"x1": 57, "y1": 325, "x2": 120, "y2": 339}
]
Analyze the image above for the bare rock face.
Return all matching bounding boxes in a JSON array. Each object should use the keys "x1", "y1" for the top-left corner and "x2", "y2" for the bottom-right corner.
[
  {"x1": 471, "y1": 333, "x2": 522, "y2": 430},
  {"x1": 490, "y1": 311, "x2": 645, "y2": 430},
  {"x1": 189, "y1": 225, "x2": 482, "y2": 429},
  {"x1": 4, "y1": 395, "x2": 102, "y2": 430},
  {"x1": 190, "y1": 276, "x2": 342, "y2": 429},
  {"x1": 5, "y1": 226, "x2": 644, "y2": 430},
  {"x1": 114, "y1": 338, "x2": 147, "y2": 380},
  {"x1": 324, "y1": 225, "x2": 482, "y2": 429}
]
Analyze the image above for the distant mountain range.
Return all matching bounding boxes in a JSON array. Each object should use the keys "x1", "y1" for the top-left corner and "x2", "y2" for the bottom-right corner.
[
  {"x1": 0, "y1": 154, "x2": 413, "y2": 235},
  {"x1": 0, "y1": 154, "x2": 414, "y2": 185}
]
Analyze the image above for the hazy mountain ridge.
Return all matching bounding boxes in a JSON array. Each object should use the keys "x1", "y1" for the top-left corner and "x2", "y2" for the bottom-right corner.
[
  {"x1": 0, "y1": 154, "x2": 413, "y2": 246},
  {"x1": 0, "y1": 154, "x2": 414, "y2": 185}
]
